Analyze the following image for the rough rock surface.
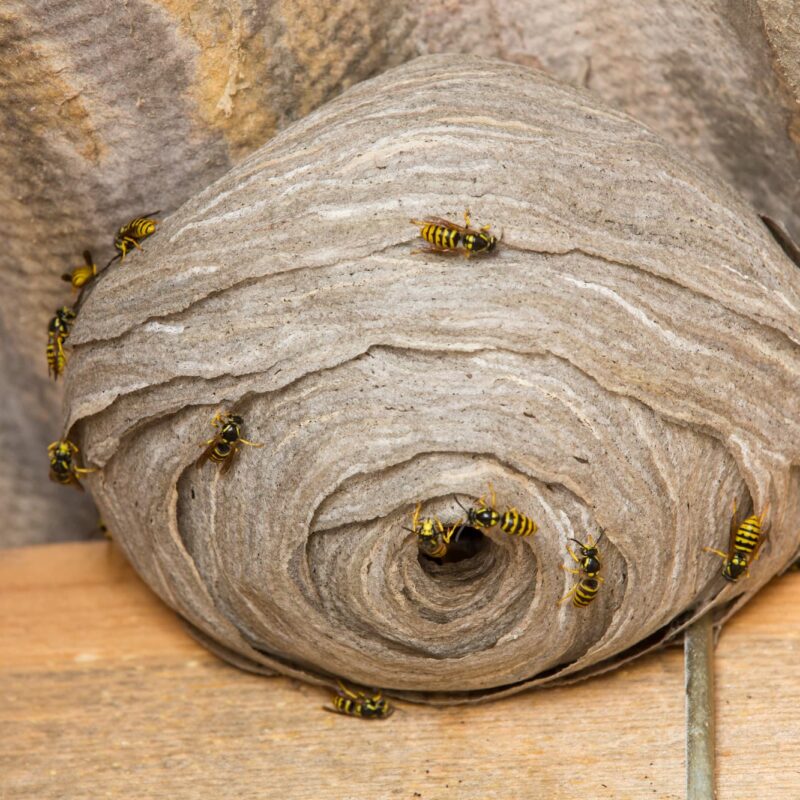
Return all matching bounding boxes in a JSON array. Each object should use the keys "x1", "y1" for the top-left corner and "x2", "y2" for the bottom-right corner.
[{"x1": 61, "y1": 56, "x2": 800, "y2": 699}]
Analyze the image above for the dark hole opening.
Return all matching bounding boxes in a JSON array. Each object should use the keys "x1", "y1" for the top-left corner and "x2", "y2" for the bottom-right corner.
[{"x1": 417, "y1": 525, "x2": 486, "y2": 567}]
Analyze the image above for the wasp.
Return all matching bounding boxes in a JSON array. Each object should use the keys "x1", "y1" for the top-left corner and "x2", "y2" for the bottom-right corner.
[
  {"x1": 46, "y1": 306, "x2": 76, "y2": 380},
  {"x1": 402, "y1": 503, "x2": 458, "y2": 559},
  {"x1": 559, "y1": 531, "x2": 605, "y2": 608},
  {"x1": 410, "y1": 209, "x2": 497, "y2": 257},
  {"x1": 325, "y1": 681, "x2": 394, "y2": 720},
  {"x1": 61, "y1": 250, "x2": 96, "y2": 291},
  {"x1": 453, "y1": 484, "x2": 537, "y2": 539},
  {"x1": 113, "y1": 211, "x2": 160, "y2": 261},
  {"x1": 704, "y1": 501, "x2": 768, "y2": 582},
  {"x1": 196, "y1": 411, "x2": 263, "y2": 473},
  {"x1": 48, "y1": 439, "x2": 96, "y2": 490}
]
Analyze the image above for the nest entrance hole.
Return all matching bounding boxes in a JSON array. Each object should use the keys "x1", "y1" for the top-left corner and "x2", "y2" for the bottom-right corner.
[{"x1": 417, "y1": 525, "x2": 487, "y2": 571}]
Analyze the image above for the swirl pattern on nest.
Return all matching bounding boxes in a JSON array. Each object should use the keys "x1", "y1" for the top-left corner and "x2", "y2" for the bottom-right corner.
[{"x1": 63, "y1": 55, "x2": 800, "y2": 701}]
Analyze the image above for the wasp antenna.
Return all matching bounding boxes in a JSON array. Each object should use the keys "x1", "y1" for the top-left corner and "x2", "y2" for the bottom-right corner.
[
  {"x1": 103, "y1": 253, "x2": 121, "y2": 271},
  {"x1": 567, "y1": 537, "x2": 583, "y2": 546},
  {"x1": 451, "y1": 522, "x2": 466, "y2": 543},
  {"x1": 595, "y1": 529, "x2": 605, "y2": 546},
  {"x1": 453, "y1": 495, "x2": 469, "y2": 514}
]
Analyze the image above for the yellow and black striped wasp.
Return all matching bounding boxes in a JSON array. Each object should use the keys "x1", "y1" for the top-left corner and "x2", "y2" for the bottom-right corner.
[
  {"x1": 453, "y1": 484, "x2": 538, "y2": 540},
  {"x1": 196, "y1": 411, "x2": 263, "y2": 473},
  {"x1": 559, "y1": 531, "x2": 605, "y2": 608},
  {"x1": 410, "y1": 209, "x2": 498, "y2": 257},
  {"x1": 113, "y1": 212, "x2": 160, "y2": 261},
  {"x1": 46, "y1": 306, "x2": 76, "y2": 380},
  {"x1": 704, "y1": 501, "x2": 768, "y2": 582},
  {"x1": 61, "y1": 250, "x2": 97, "y2": 292},
  {"x1": 325, "y1": 681, "x2": 394, "y2": 720},
  {"x1": 48, "y1": 439, "x2": 96, "y2": 490},
  {"x1": 402, "y1": 502, "x2": 458, "y2": 559}
]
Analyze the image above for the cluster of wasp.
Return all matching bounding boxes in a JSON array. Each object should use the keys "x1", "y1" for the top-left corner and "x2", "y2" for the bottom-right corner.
[
  {"x1": 43, "y1": 205, "x2": 769, "y2": 720},
  {"x1": 406, "y1": 486, "x2": 769, "y2": 612},
  {"x1": 404, "y1": 484, "x2": 605, "y2": 608},
  {"x1": 46, "y1": 213, "x2": 161, "y2": 491}
]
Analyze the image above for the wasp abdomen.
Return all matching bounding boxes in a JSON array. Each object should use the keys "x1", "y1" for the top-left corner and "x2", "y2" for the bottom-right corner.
[
  {"x1": 572, "y1": 578, "x2": 601, "y2": 607},
  {"x1": 499, "y1": 509, "x2": 537, "y2": 537},
  {"x1": 734, "y1": 515, "x2": 762, "y2": 553},
  {"x1": 421, "y1": 223, "x2": 460, "y2": 250}
]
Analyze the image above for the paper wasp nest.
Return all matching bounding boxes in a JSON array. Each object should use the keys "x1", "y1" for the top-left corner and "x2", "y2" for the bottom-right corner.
[{"x1": 63, "y1": 55, "x2": 800, "y2": 702}]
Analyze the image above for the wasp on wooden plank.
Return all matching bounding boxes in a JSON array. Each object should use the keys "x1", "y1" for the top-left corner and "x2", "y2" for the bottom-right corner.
[{"x1": 325, "y1": 681, "x2": 394, "y2": 720}]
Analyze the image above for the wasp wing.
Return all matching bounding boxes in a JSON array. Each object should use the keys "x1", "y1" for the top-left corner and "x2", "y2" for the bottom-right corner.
[
  {"x1": 196, "y1": 436, "x2": 221, "y2": 469},
  {"x1": 219, "y1": 444, "x2": 238, "y2": 474},
  {"x1": 417, "y1": 216, "x2": 472, "y2": 234}
]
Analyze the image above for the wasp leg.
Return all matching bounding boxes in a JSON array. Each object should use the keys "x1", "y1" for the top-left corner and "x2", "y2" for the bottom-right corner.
[
  {"x1": 337, "y1": 680, "x2": 360, "y2": 700},
  {"x1": 558, "y1": 586, "x2": 577, "y2": 606},
  {"x1": 463, "y1": 209, "x2": 472, "y2": 228},
  {"x1": 73, "y1": 466, "x2": 97, "y2": 475},
  {"x1": 238, "y1": 438, "x2": 264, "y2": 448},
  {"x1": 487, "y1": 482, "x2": 497, "y2": 510},
  {"x1": 703, "y1": 547, "x2": 729, "y2": 561},
  {"x1": 567, "y1": 546, "x2": 581, "y2": 564},
  {"x1": 447, "y1": 522, "x2": 466, "y2": 543},
  {"x1": 560, "y1": 565, "x2": 581, "y2": 575},
  {"x1": 411, "y1": 503, "x2": 422, "y2": 534}
]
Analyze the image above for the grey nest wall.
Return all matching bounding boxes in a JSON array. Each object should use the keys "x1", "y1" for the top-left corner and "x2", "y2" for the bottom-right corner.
[{"x1": 63, "y1": 56, "x2": 800, "y2": 701}]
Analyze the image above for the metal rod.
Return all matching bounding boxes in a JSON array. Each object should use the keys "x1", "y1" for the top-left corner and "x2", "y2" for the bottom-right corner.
[{"x1": 685, "y1": 613, "x2": 717, "y2": 799}]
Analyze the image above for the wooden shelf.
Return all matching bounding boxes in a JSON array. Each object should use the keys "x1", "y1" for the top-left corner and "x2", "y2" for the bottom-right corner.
[{"x1": 2, "y1": 542, "x2": 798, "y2": 799}]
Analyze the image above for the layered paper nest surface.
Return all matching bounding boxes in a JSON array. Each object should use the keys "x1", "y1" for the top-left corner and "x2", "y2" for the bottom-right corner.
[{"x1": 63, "y1": 55, "x2": 800, "y2": 702}]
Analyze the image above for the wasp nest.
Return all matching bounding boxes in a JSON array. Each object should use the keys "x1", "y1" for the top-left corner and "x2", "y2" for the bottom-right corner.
[{"x1": 63, "y1": 55, "x2": 800, "y2": 702}]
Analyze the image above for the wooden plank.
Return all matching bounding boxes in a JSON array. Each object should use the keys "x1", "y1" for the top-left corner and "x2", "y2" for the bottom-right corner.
[{"x1": 1, "y1": 543, "x2": 798, "y2": 799}]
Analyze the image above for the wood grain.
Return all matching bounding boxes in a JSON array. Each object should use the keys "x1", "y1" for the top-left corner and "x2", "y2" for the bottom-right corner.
[{"x1": 3, "y1": 542, "x2": 800, "y2": 799}]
